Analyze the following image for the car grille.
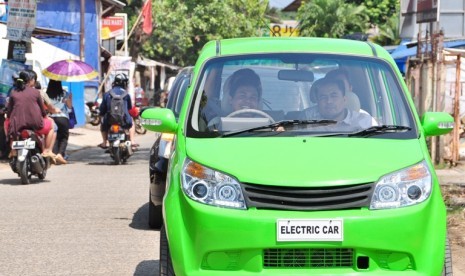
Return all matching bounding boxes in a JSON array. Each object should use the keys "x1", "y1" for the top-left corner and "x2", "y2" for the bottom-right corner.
[
  {"x1": 264, "y1": 248, "x2": 354, "y2": 268},
  {"x1": 242, "y1": 182, "x2": 374, "y2": 210}
]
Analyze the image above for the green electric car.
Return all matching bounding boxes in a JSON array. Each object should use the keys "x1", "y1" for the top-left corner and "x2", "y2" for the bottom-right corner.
[{"x1": 142, "y1": 37, "x2": 454, "y2": 275}]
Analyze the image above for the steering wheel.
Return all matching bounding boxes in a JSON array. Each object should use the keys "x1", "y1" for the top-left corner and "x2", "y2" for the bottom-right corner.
[{"x1": 226, "y1": 109, "x2": 275, "y2": 122}]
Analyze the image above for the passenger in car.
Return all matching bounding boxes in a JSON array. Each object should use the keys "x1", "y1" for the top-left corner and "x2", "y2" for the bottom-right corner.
[
  {"x1": 325, "y1": 68, "x2": 361, "y2": 112},
  {"x1": 304, "y1": 77, "x2": 373, "y2": 129}
]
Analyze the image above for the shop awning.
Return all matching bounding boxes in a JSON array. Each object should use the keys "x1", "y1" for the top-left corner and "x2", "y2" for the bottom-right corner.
[{"x1": 137, "y1": 55, "x2": 180, "y2": 70}]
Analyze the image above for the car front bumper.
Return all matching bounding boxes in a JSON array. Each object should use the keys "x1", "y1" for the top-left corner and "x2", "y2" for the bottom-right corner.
[{"x1": 164, "y1": 175, "x2": 446, "y2": 276}]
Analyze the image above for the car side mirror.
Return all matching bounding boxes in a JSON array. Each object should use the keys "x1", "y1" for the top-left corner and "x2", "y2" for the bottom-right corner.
[
  {"x1": 420, "y1": 112, "x2": 454, "y2": 137},
  {"x1": 140, "y1": 107, "x2": 178, "y2": 134}
]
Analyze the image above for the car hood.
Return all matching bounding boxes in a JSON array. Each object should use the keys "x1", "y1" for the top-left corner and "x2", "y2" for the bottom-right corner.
[{"x1": 185, "y1": 137, "x2": 426, "y2": 187}]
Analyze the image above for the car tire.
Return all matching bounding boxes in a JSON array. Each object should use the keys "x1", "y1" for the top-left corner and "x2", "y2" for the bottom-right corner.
[
  {"x1": 441, "y1": 235, "x2": 453, "y2": 276},
  {"x1": 160, "y1": 225, "x2": 175, "y2": 276},
  {"x1": 148, "y1": 193, "x2": 163, "y2": 229},
  {"x1": 149, "y1": 170, "x2": 165, "y2": 229}
]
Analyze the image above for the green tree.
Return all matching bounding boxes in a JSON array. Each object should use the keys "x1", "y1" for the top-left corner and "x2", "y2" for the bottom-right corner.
[
  {"x1": 125, "y1": 0, "x2": 269, "y2": 66},
  {"x1": 347, "y1": 0, "x2": 399, "y2": 27},
  {"x1": 296, "y1": 0, "x2": 367, "y2": 38},
  {"x1": 370, "y1": 14, "x2": 401, "y2": 46}
]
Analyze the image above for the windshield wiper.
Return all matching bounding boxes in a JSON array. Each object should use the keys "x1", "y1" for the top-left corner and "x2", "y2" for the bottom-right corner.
[
  {"x1": 221, "y1": 119, "x2": 337, "y2": 137},
  {"x1": 348, "y1": 125, "x2": 412, "y2": 137}
]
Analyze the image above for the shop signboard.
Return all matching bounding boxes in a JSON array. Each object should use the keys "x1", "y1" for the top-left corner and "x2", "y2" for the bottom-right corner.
[
  {"x1": 416, "y1": 0, "x2": 440, "y2": 23},
  {"x1": 101, "y1": 15, "x2": 125, "y2": 40},
  {"x1": 6, "y1": 0, "x2": 36, "y2": 42},
  {"x1": 269, "y1": 21, "x2": 299, "y2": 37},
  {"x1": 0, "y1": 59, "x2": 31, "y2": 106}
]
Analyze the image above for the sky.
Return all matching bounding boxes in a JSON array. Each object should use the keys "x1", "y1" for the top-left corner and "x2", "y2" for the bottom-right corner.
[{"x1": 268, "y1": 0, "x2": 294, "y2": 9}]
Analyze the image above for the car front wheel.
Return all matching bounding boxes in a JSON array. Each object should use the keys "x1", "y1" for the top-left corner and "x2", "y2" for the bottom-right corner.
[
  {"x1": 441, "y1": 235, "x2": 453, "y2": 276},
  {"x1": 160, "y1": 225, "x2": 175, "y2": 276}
]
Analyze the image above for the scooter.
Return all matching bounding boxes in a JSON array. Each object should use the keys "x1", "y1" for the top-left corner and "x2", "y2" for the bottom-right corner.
[
  {"x1": 133, "y1": 103, "x2": 147, "y2": 135},
  {"x1": 86, "y1": 101, "x2": 101, "y2": 126},
  {"x1": 0, "y1": 106, "x2": 9, "y2": 159},
  {"x1": 107, "y1": 124, "x2": 133, "y2": 165},
  {"x1": 9, "y1": 130, "x2": 51, "y2": 184}
]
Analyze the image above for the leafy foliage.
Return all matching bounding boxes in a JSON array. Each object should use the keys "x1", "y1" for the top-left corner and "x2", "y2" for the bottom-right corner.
[
  {"x1": 369, "y1": 14, "x2": 401, "y2": 46},
  {"x1": 296, "y1": 0, "x2": 368, "y2": 38},
  {"x1": 124, "y1": 0, "x2": 269, "y2": 66},
  {"x1": 347, "y1": 0, "x2": 399, "y2": 27}
]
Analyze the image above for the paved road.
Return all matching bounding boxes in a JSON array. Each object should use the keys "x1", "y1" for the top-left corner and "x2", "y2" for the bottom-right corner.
[{"x1": 0, "y1": 132, "x2": 160, "y2": 276}]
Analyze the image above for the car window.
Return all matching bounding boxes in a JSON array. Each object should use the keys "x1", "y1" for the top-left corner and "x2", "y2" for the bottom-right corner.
[
  {"x1": 166, "y1": 68, "x2": 192, "y2": 119},
  {"x1": 187, "y1": 54, "x2": 417, "y2": 138}
]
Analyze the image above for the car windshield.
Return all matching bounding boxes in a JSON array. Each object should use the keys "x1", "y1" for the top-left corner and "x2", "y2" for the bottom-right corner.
[{"x1": 187, "y1": 53, "x2": 417, "y2": 138}]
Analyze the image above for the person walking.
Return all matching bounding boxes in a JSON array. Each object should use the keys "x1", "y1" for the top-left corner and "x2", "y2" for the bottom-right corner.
[{"x1": 46, "y1": 80, "x2": 72, "y2": 165}]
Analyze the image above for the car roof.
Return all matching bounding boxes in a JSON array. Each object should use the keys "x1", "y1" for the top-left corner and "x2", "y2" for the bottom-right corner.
[{"x1": 197, "y1": 37, "x2": 392, "y2": 62}]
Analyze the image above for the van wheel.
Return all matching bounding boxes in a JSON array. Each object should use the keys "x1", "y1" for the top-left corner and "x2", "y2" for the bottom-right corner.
[
  {"x1": 149, "y1": 171, "x2": 165, "y2": 229},
  {"x1": 160, "y1": 225, "x2": 175, "y2": 276},
  {"x1": 148, "y1": 195, "x2": 163, "y2": 229},
  {"x1": 441, "y1": 235, "x2": 453, "y2": 276}
]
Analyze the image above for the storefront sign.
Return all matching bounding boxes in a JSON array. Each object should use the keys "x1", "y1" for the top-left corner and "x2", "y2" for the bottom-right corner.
[
  {"x1": 7, "y1": 41, "x2": 27, "y2": 62},
  {"x1": 6, "y1": 0, "x2": 36, "y2": 42},
  {"x1": 269, "y1": 21, "x2": 299, "y2": 37},
  {"x1": 101, "y1": 16, "x2": 125, "y2": 40},
  {"x1": 417, "y1": 0, "x2": 440, "y2": 23},
  {"x1": 0, "y1": 59, "x2": 31, "y2": 106}
]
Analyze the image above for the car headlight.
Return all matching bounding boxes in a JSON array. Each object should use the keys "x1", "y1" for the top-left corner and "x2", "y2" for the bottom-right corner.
[
  {"x1": 370, "y1": 160, "x2": 432, "y2": 210},
  {"x1": 181, "y1": 159, "x2": 246, "y2": 209}
]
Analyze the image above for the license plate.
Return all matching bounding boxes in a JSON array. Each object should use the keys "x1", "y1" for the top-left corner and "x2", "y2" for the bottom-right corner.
[
  {"x1": 12, "y1": 140, "x2": 35, "y2": 149},
  {"x1": 277, "y1": 219, "x2": 343, "y2": 242},
  {"x1": 109, "y1": 133, "x2": 125, "y2": 140}
]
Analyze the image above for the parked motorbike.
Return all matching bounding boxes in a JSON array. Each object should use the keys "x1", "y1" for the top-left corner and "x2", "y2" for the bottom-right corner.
[
  {"x1": 0, "y1": 106, "x2": 9, "y2": 159},
  {"x1": 107, "y1": 124, "x2": 133, "y2": 165},
  {"x1": 86, "y1": 101, "x2": 101, "y2": 126},
  {"x1": 9, "y1": 130, "x2": 51, "y2": 184},
  {"x1": 133, "y1": 103, "x2": 147, "y2": 135}
]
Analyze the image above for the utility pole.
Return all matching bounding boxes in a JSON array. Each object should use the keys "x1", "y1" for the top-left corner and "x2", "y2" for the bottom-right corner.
[{"x1": 80, "y1": 0, "x2": 85, "y2": 61}]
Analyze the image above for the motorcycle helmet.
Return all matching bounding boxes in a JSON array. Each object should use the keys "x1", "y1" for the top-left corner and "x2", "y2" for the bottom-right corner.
[{"x1": 113, "y1": 73, "x2": 129, "y2": 89}]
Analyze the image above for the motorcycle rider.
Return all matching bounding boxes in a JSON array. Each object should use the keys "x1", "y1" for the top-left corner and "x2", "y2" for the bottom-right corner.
[
  {"x1": 98, "y1": 73, "x2": 134, "y2": 149},
  {"x1": 5, "y1": 70, "x2": 56, "y2": 159}
]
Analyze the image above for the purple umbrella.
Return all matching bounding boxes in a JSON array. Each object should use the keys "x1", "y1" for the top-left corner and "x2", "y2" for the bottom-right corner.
[{"x1": 42, "y1": 59, "x2": 99, "y2": 82}]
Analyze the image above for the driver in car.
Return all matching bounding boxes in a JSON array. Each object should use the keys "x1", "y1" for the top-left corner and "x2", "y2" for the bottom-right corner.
[
  {"x1": 228, "y1": 68, "x2": 261, "y2": 112},
  {"x1": 208, "y1": 68, "x2": 266, "y2": 130}
]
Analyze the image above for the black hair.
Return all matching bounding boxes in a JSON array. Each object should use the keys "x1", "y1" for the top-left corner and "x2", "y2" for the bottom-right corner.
[
  {"x1": 26, "y1": 69, "x2": 38, "y2": 82},
  {"x1": 46, "y1": 79, "x2": 65, "y2": 100},
  {"x1": 228, "y1": 68, "x2": 262, "y2": 98},
  {"x1": 325, "y1": 68, "x2": 351, "y2": 83},
  {"x1": 314, "y1": 77, "x2": 346, "y2": 97},
  {"x1": 13, "y1": 71, "x2": 33, "y2": 92}
]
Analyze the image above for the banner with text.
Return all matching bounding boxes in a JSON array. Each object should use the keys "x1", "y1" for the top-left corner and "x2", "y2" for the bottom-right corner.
[
  {"x1": 101, "y1": 15, "x2": 125, "y2": 40},
  {"x1": 6, "y1": 0, "x2": 36, "y2": 42},
  {"x1": 269, "y1": 21, "x2": 299, "y2": 37},
  {"x1": 0, "y1": 59, "x2": 31, "y2": 106}
]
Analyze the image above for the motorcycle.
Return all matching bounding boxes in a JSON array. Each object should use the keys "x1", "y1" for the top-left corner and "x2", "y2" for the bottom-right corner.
[
  {"x1": 107, "y1": 124, "x2": 133, "y2": 165},
  {"x1": 0, "y1": 106, "x2": 9, "y2": 159},
  {"x1": 9, "y1": 129, "x2": 51, "y2": 184},
  {"x1": 133, "y1": 103, "x2": 147, "y2": 135},
  {"x1": 86, "y1": 101, "x2": 101, "y2": 126}
]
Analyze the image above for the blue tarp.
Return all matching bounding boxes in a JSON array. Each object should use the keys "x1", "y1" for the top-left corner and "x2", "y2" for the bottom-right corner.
[
  {"x1": 390, "y1": 39, "x2": 465, "y2": 74},
  {"x1": 35, "y1": 0, "x2": 99, "y2": 73}
]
